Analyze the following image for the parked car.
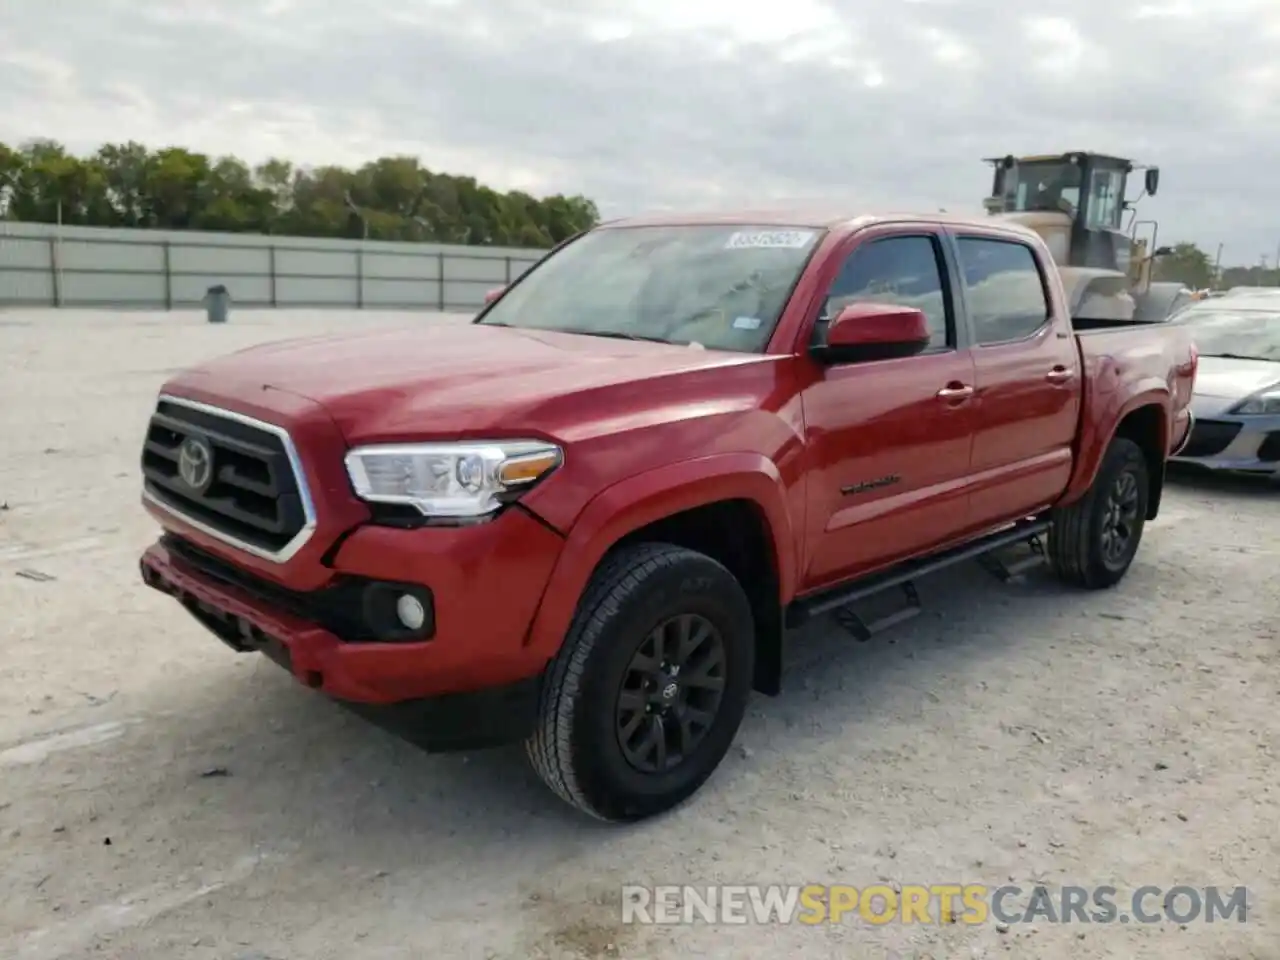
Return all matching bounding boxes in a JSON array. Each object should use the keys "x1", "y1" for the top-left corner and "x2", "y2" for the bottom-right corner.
[
  {"x1": 137, "y1": 210, "x2": 1197, "y2": 821},
  {"x1": 1168, "y1": 299, "x2": 1280, "y2": 479}
]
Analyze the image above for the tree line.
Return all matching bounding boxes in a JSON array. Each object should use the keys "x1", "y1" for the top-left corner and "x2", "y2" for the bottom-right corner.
[
  {"x1": 2, "y1": 139, "x2": 1277, "y2": 286},
  {"x1": 1153, "y1": 242, "x2": 1280, "y2": 291},
  {"x1": 0, "y1": 139, "x2": 600, "y2": 248}
]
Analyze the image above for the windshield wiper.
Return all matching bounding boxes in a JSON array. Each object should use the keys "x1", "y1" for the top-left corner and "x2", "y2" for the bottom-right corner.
[
  {"x1": 480, "y1": 323, "x2": 676, "y2": 344},
  {"x1": 578, "y1": 329, "x2": 673, "y2": 344},
  {"x1": 1199, "y1": 352, "x2": 1271, "y2": 361}
]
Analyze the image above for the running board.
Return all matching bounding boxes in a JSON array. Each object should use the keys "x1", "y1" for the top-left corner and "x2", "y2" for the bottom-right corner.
[
  {"x1": 977, "y1": 530, "x2": 1047, "y2": 583},
  {"x1": 785, "y1": 518, "x2": 1052, "y2": 639}
]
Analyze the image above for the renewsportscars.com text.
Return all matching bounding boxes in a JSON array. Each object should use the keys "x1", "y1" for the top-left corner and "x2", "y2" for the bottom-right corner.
[{"x1": 620, "y1": 883, "x2": 1248, "y2": 926}]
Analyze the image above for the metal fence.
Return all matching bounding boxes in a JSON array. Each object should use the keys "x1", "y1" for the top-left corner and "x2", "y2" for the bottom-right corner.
[{"x1": 0, "y1": 221, "x2": 548, "y2": 311}]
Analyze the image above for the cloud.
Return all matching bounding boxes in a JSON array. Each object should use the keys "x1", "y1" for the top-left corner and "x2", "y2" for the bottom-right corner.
[{"x1": 1, "y1": 0, "x2": 1278, "y2": 260}]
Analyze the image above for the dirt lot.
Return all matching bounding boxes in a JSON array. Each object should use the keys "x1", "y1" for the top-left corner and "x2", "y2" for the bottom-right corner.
[{"x1": 1, "y1": 309, "x2": 1276, "y2": 960}]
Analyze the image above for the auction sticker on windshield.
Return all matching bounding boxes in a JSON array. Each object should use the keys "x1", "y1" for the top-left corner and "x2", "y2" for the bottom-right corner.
[{"x1": 724, "y1": 230, "x2": 816, "y2": 249}]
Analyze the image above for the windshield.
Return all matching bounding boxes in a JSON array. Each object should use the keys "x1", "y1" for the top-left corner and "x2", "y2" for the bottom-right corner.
[
  {"x1": 997, "y1": 161, "x2": 1083, "y2": 216},
  {"x1": 1181, "y1": 310, "x2": 1280, "y2": 362},
  {"x1": 476, "y1": 224, "x2": 824, "y2": 352}
]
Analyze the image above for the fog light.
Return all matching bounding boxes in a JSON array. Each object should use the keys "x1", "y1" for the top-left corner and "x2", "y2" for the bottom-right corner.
[
  {"x1": 357, "y1": 582, "x2": 435, "y2": 642},
  {"x1": 395, "y1": 593, "x2": 427, "y2": 631}
]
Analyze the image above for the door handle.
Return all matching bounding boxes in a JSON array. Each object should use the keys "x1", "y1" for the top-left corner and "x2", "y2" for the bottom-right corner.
[
  {"x1": 936, "y1": 382, "x2": 974, "y2": 400},
  {"x1": 1046, "y1": 366, "x2": 1074, "y2": 384}
]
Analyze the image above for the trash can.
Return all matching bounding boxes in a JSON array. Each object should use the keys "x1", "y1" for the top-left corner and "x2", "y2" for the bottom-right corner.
[{"x1": 203, "y1": 284, "x2": 231, "y2": 323}]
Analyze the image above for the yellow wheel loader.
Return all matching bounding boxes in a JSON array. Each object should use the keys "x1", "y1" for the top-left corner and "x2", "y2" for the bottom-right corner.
[{"x1": 982, "y1": 151, "x2": 1192, "y2": 325}]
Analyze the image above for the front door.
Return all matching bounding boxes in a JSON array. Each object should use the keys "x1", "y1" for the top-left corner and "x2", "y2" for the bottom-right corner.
[{"x1": 800, "y1": 229, "x2": 978, "y2": 593}]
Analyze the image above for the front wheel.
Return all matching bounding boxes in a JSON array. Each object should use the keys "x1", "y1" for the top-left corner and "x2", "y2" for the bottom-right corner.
[
  {"x1": 525, "y1": 543, "x2": 755, "y2": 822},
  {"x1": 1048, "y1": 436, "x2": 1150, "y2": 589}
]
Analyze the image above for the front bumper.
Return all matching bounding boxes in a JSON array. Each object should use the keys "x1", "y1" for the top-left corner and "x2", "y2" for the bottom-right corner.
[
  {"x1": 1169, "y1": 410, "x2": 1280, "y2": 477},
  {"x1": 139, "y1": 507, "x2": 566, "y2": 751}
]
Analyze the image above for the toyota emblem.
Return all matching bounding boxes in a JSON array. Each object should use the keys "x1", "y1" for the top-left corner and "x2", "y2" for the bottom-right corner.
[{"x1": 177, "y1": 436, "x2": 214, "y2": 492}]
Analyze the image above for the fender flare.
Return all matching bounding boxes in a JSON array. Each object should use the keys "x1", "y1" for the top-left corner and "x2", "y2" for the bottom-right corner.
[
  {"x1": 1060, "y1": 387, "x2": 1170, "y2": 506},
  {"x1": 524, "y1": 452, "x2": 796, "y2": 659}
]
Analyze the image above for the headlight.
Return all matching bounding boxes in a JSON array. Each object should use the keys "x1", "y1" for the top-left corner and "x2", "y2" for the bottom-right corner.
[
  {"x1": 1229, "y1": 387, "x2": 1280, "y2": 416},
  {"x1": 344, "y1": 440, "x2": 562, "y2": 519}
]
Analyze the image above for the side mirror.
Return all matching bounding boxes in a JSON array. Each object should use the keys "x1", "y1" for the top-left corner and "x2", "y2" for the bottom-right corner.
[
  {"x1": 1153, "y1": 246, "x2": 1173, "y2": 257},
  {"x1": 1144, "y1": 167, "x2": 1160, "y2": 197},
  {"x1": 812, "y1": 302, "x2": 931, "y2": 365},
  {"x1": 483, "y1": 286, "x2": 506, "y2": 305}
]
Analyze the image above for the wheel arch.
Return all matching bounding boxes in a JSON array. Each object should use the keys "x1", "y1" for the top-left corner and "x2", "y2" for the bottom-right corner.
[
  {"x1": 525, "y1": 454, "x2": 796, "y2": 696},
  {"x1": 1065, "y1": 398, "x2": 1168, "y2": 520},
  {"x1": 1112, "y1": 403, "x2": 1168, "y2": 520}
]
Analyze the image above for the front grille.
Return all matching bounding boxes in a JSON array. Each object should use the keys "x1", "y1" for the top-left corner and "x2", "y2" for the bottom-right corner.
[
  {"x1": 1178, "y1": 419, "x2": 1242, "y2": 459},
  {"x1": 1257, "y1": 431, "x2": 1280, "y2": 463},
  {"x1": 141, "y1": 397, "x2": 309, "y2": 556}
]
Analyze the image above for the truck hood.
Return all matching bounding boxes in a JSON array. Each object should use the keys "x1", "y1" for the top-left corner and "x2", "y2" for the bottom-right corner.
[{"x1": 171, "y1": 321, "x2": 772, "y2": 442}]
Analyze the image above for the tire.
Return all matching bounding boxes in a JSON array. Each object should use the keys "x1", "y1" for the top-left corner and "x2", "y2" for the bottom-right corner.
[
  {"x1": 1048, "y1": 436, "x2": 1150, "y2": 589},
  {"x1": 525, "y1": 542, "x2": 756, "y2": 822}
]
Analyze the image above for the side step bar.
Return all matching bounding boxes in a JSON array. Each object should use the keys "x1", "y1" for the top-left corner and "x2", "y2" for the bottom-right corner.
[{"x1": 784, "y1": 518, "x2": 1052, "y2": 641}]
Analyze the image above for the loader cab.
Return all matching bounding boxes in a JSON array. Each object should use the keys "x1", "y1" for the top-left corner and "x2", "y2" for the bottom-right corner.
[{"x1": 985, "y1": 151, "x2": 1159, "y2": 276}]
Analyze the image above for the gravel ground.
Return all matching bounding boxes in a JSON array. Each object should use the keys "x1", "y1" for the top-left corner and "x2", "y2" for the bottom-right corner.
[{"x1": 1, "y1": 309, "x2": 1276, "y2": 960}]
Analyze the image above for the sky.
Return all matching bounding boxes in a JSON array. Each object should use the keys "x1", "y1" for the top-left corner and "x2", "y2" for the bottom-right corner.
[{"x1": 1, "y1": 0, "x2": 1279, "y2": 265}]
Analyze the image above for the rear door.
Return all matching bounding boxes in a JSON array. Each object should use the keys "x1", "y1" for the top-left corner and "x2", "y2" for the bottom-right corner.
[
  {"x1": 798, "y1": 226, "x2": 979, "y2": 592},
  {"x1": 949, "y1": 231, "x2": 1081, "y2": 528}
]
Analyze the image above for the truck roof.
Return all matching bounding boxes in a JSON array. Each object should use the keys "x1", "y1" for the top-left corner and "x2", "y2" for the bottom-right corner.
[{"x1": 599, "y1": 208, "x2": 1040, "y2": 237}]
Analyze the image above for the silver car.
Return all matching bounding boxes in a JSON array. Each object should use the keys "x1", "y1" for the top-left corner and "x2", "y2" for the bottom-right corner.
[{"x1": 1169, "y1": 298, "x2": 1280, "y2": 480}]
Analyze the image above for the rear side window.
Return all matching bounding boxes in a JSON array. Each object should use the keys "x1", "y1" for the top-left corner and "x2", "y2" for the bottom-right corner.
[{"x1": 956, "y1": 238, "x2": 1051, "y2": 344}]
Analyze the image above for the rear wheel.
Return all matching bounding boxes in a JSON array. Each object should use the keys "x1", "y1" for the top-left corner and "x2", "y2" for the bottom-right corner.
[
  {"x1": 1048, "y1": 437, "x2": 1150, "y2": 588},
  {"x1": 525, "y1": 543, "x2": 755, "y2": 822}
]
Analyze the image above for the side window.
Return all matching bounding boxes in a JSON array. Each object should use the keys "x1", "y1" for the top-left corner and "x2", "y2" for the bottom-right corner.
[
  {"x1": 816, "y1": 236, "x2": 953, "y2": 349},
  {"x1": 1085, "y1": 168, "x2": 1125, "y2": 231},
  {"x1": 955, "y1": 238, "x2": 1051, "y2": 345}
]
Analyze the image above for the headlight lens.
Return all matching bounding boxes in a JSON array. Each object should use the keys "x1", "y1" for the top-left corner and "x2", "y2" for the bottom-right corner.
[
  {"x1": 1230, "y1": 388, "x2": 1280, "y2": 416},
  {"x1": 344, "y1": 441, "x2": 562, "y2": 518}
]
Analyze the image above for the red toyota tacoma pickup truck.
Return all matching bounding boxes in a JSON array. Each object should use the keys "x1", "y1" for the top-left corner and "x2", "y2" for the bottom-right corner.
[{"x1": 138, "y1": 211, "x2": 1197, "y2": 822}]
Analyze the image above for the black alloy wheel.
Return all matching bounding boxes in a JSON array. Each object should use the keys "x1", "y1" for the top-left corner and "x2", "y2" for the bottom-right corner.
[
  {"x1": 1100, "y1": 468, "x2": 1141, "y2": 567},
  {"x1": 526, "y1": 542, "x2": 755, "y2": 821},
  {"x1": 1047, "y1": 436, "x2": 1150, "y2": 589},
  {"x1": 614, "y1": 613, "x2": 727, "y2": 774}
]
